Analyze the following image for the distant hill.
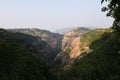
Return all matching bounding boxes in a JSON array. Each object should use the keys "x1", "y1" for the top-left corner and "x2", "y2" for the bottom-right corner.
[
  {"x1": 54, "y1": 27, "x2": 90, "y2": 67},
  {"x1": 0, "y1": 29, "x2": 54, "y2": 61},
  {"x1": 0, "y1": 29, "x2": 56, "y2": 80},
  {"x1": 54, "y1": 28, "x2": 112, "y2": 68},
  {"x1": 9, "y1": 28, "x2": 63, "y2": 60},
  {"x1": 54, "y1": 27, "x2": 92, "y2": 34},
  {"x1": 57, "y1": 28, "x2": 120, "y2": 80},
  {"x1": 61, "y1": 27, "x2": 90, "y2": 50},
  {"x1": 54, "y1": 27, "x2": 74, "y2": 34},
  {"x1": 1, "y1": 27, "x2": 120, "y2": 80}
]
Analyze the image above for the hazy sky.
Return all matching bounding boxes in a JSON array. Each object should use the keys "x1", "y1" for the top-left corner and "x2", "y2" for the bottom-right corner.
[{"x1": 0, "y1": 0, "x2": 113, "y2": 31}]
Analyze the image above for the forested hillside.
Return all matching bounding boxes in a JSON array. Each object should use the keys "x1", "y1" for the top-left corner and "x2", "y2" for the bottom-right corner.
[
  {"x1": 1, "y1": 27, "x2": 120, "y2": 80},
  {"x1": 0, "y1": 0, "x2": 120, "y2": 80},
  {"x1": 0, "y1": 29, "x2": 55, "y2": 61},
  {"x1": 0, "y1": 29, "x2": 56, "y2": 80},
  {"x1": 54, "y1": 29, "x2": 112, "y2": 68},
  {"x1": 9, "y1": 28, "x2": 63, "y2": 60},
  {"x1": 58, "y1": 31, "x2": 120, "y2": 80}
]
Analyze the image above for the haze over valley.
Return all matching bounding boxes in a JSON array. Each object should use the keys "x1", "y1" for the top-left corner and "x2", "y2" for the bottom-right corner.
[{"x1": 0, "y1": 0, "x2": 113, "y2": 31}]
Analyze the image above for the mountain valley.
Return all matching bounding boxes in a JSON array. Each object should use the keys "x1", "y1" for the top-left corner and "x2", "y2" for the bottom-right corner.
[{"x1": 0, "y1": 27, "x2": 120, "y2": 80}]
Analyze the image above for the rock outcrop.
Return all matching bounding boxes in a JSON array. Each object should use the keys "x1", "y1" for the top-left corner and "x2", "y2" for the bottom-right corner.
[
  {"x1": 54, "y1": 28, "x2": 112, "y2": 68},
  {"x1": 62, "y1": 27, "x2": 90, "y2": 50},
  {"x1": 54, "y1": 27, "x2": 90, "y2": 67}
]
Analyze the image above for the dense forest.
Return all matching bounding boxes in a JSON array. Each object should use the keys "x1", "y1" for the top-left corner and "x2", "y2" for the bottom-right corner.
[{"x1": 0, "y1": 29, "x2": 56, "y2": 80}]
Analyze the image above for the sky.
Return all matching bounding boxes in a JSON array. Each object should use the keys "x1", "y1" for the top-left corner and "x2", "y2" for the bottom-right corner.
[{"x1": 0, "y1": 0, "x2": 113, "y2": 31}]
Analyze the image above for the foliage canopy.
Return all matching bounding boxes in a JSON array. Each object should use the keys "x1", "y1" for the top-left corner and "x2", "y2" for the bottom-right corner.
[{"x1": 101, "y1": 0, "x2": 120, "y2": 30}]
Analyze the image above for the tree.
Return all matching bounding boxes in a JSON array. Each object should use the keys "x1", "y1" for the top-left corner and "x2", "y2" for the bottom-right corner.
[{"x1": 101, "y1": 0, "x2": 120, "y2": 30}]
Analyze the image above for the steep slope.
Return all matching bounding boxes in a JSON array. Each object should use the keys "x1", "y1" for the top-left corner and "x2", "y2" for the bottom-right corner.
[
  {"x1": 54, "y1": 28, "x2": 112, "y2": 68},
  {"x1": 54, "y1": 27, "x2": 89, "y2": 67},
  {"x1": 62, "y1": 27, "x2": 90, "y2": 50},
  {"x1": 0, "y1": 29, "x2": 56, "y2": 80},
  {"x1": 59, "y1": 30, "x2": 120, "y2": 80},
  {"x1": 0, "y1": 29, "x2": 54, "y2": 61},
  {"x1": 9, "y1": 28, "x2": 63, "y2": 59}
]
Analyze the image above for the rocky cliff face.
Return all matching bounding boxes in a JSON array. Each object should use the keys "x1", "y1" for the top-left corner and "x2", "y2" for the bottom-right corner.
[
  {"x1": 54, "y1": 27, "x2": 90, "y2": 67},
  {"x1": 62, "y1": 27, "x2": 90, "y2": 50},
  {"x1": 69, "y1": 37, "x2": 91, "y2": 59},
  {"x1": 54, "y1": 28, "x2": 112, "y2": 68},
  {"x1": 55, "y1": 37, "x2": 91, "y2": 68}
]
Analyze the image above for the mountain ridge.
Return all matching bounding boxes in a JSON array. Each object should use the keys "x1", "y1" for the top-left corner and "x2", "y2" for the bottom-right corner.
[
  {"x1": 8, "y1": 28, "x2": 63, "y2": 60},
  {"x1": 54, "y1": 28, "x2": 112, "y2": 69}
]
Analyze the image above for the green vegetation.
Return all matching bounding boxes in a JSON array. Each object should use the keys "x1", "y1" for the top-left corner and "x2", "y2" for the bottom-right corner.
[
  {"x1": 73, "y1": 27, "x2": 90, "y2": 33},
  {"x1": 0, "y1": 29, "x2": 54, "y2": 61},
  {"x1": 0, "y1": 29, "x2": 57, "y2": 80},
  {"x1": 9, "y1": 28, "x2": 62, "y2": 43},
  {"x1": 59, "y1": 31, "x2": 120, "y2": 80},
  {"x1": 0, "y1": 0, "x2": 119, "y2": 79},
  {"x1": 80, "y1": 29, "x2": 111, "y2": 46},
  {"x1": 102, "y1": 0, "x2": 120, "y2": 30},
  {"x1": 9, "y1": 28, "x2": 63, "y2": 60},
  {"x1": 64, "y1": 47, "x2": 71, "y2": 54},
  {"x1": 0, "y1": 40, "x2": 56, "y2": 80},
  {"x1": 1, "y1": 27, "x2": 120, "y2": 80},
  {"x1": 78, "y1": 29, "x2": 112, "y2": 52}
]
